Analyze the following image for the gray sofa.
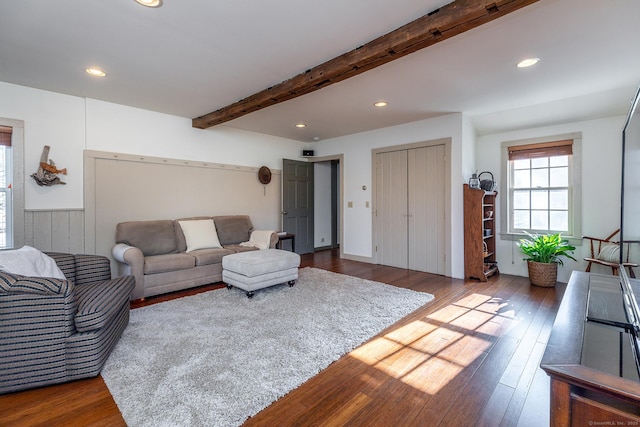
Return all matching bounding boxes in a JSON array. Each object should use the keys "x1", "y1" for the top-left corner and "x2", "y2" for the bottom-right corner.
[
  {"x1": 0, "y1": 253, "x2": 135, "y2": 394},
  {"x1": 112, "y1": 215, "x2": 277, "y2": 300}
]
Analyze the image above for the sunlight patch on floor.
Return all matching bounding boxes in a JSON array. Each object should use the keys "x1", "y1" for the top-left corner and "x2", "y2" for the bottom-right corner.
[
  {"x1": 349, "y1": 292, "x2": 515, "y2": 395},
  {"x1": 426, "y1": 303, "x2": 470, "y2": 323},
  {"x1": 351, "y1": 337, "x2": 405, "y2": 365},
  {"x1": 476, "y1": 317, "x2": 509, "y2": 337},
  {"x1": 437, "y1": 334, "x2": 491, "y2": 366},
  {"x1": 403, "y1": 355, "x2": 465, "y2": 394},
  {"x1": 455, "y1": 293, "x2": 493, "y2": 308},
  {"x1": 385, "y1": 319, "x2": 438, "y2": 345},
  {"x1": 449, "y1": 307, "x2": 495, "y2": 330},
  {"x1": 387, "y1": 328, "x2": 463, "y2": 373}
]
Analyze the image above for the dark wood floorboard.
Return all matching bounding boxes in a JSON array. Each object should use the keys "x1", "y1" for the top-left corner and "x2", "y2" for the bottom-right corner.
[{"x1": 0, "y1": 249, "x2": 564, "y2": 426}]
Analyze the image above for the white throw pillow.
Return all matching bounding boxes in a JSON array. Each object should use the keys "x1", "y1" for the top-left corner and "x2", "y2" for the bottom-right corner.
[
  {"x1": 597, "y1": 243, "x2": 620, "y2": 263},
  {"x1": 0, "y1": 245, "x2": 65, "y2": 279},
  {"x1": 179, "y1": 219, "x2": 222, "y2": 252}
]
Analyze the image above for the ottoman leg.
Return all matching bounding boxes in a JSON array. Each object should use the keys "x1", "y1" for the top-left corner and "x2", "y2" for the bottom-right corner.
[
  {"x1": 246, "y1": 291, "x2": 255, "y2": 299},
  {"x1": 226, "y1": 284, "x2": 232, "y2": 290},
  {"x1": 288, "y1": 280, "x2": 296, "y2": 287}
]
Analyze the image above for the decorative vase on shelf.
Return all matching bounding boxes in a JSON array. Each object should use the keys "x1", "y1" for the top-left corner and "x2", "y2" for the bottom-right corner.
[{"x1": 469, "y1": 172, "x2": 480, "y2": 189}]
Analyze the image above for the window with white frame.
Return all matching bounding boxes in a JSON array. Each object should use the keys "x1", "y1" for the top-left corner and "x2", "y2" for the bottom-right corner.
[
  {"x1": 0, "y1": 126, "x2": 13, "y2": 248},
  {"x1": 506, "y1": 139, "x2": 578, "y2": 237}
]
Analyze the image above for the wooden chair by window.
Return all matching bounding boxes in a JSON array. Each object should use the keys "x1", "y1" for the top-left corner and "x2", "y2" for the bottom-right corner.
[{"x1": 583, "y1": 228, "x2": 637, "y2": 278}]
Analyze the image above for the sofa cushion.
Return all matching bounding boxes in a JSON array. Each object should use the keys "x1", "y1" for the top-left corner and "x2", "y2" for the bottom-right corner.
[
  {"x1": 74, "y1": 275, "x2": 135, "y2": 333},
  {"x1": 116, "y1": 220, "x2": 177, "y2": 256},
  {"x1": 223, "y1": 244, "x2": 259, "y2": 253},
  {"x1": 178, "y1": 219, "x2": 222, "y2": 252},
  {"x1": 213, "y1": 215, "x2": 254, "y2": 245},
  {"x1": 144, "y1": 253, "x2": 195, "y2": 275},
  {"x1": 190, "y1": 248, "x2": 235, "y2": 266}
]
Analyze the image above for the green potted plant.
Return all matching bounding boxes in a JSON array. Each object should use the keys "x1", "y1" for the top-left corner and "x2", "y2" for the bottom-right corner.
[{"x1": 518, "y1": 232, "x2": 576, "y2": 287}]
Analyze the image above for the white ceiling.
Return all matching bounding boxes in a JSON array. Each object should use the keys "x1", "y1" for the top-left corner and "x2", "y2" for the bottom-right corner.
[{"x1": 1, "y1": 0, "x2": 639, "y2": 142}]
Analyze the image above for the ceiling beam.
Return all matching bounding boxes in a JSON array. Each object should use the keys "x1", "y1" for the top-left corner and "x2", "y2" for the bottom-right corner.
[{"x1": 193, "y1": 0, "x2": 539, "y2": 129}]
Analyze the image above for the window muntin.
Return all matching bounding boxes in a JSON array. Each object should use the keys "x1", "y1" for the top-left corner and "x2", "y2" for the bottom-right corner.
[{"x1": 509, "y1": 153, "x2": 571, "y2": 234}]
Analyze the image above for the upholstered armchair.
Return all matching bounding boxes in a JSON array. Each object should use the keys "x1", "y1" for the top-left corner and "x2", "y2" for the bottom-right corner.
[{"x1": 0, "y1": 252, "x2": 135, "y2": 394}]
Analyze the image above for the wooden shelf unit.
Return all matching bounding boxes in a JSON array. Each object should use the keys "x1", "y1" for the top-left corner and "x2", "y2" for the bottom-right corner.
[{"x1": 463, "y1": 183, "x2": 498, "y2": 281}]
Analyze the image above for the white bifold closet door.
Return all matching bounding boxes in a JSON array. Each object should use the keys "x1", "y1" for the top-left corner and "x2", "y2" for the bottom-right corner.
[
  {"x1": 376, "y1": 149, "x2": 409, "y2": 269},
  {"x1": 375, "y1": 144, "x2": 446, "y2": 274}
]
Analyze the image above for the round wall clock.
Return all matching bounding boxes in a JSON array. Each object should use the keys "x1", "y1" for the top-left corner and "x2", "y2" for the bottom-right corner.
[{"x1": 258, "y1": 166, "x2": 272, "y2": 185}]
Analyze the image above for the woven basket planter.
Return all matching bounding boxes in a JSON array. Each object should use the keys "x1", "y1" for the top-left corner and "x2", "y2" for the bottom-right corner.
[{"x1": 527, "y1": 261, "x2": 558, "y2": 287}]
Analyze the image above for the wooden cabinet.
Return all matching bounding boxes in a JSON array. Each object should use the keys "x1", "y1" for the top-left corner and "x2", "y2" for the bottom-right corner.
[
  {"x1": 541, "y1": 272, "x2": 640, "y2": 425},
  {"x1": 463, "y1": 184, "x2": 498, "y2": 281}
]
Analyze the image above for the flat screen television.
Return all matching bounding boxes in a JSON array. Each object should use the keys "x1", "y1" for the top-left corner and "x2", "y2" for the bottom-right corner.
[
  {"x1": 617, "y1": 84, "x2": 640, "y2": 377},
  {"x1": 621, "y1": 84, "x2": 640, "y2": 262}
]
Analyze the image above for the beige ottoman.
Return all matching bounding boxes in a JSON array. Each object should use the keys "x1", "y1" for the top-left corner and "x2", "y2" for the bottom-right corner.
[{"x1": 222, "y1": 249, "x2": 301, "y2": 298}]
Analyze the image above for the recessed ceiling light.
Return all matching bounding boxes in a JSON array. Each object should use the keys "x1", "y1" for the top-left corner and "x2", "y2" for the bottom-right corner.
[
  {"x1": 86, "y1": 68, "x2": 106, "y2": 77},
  {"x1": 295, "y1": 123, "x2": 306, "y2": 128},
  {"x1": 374, "y1": 101, "x2": 388, "y2": 107},
  {"x1": 516, "y1": 58, "x2": 540, "y2": 68},
  {"x1": 135, "y1": 0, "x2": 163, "y2": 7}
]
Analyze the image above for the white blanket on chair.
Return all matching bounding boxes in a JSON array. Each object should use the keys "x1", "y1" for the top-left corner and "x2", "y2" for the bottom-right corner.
[
  {"x1": 239, "y1": 230, "x2": 275, "y2": 250},
  {"x1": 0, "y1": 245, "x2": 65, "y2": 279}
]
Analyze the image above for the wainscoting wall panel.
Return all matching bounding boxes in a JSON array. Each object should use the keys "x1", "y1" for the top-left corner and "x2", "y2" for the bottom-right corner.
[
  {"x1": 84, "y1": 150, "x2": 282, "y2": 276},
  {"x1": 24, "y1": 209, "x2": 85, "y2": 254}
]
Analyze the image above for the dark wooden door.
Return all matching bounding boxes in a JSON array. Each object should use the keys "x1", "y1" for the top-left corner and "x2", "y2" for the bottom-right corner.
[{"x1": 282, "y1": 159, "x2": 314, "y2": 254}]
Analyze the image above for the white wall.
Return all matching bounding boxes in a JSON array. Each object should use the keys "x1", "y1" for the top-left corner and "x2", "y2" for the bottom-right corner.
[
  {"x1": 85, "y1": 98, "x2": 302, "y2": 171},
  {"x1": 462, "y1": 115, "x2": 477, "y2": 185},
  {"x1": 476, "y1": 115, "x2": 626, "y2": 283},
  {"x1": 0, "y1": 82, "x2": 305, "y2": 211},
  {"x1": 314, "y1": 113, "x2": 466, "y2": 278},
  {"x1": 0, "y1": 82, "x2": 86, "y2": 210}
]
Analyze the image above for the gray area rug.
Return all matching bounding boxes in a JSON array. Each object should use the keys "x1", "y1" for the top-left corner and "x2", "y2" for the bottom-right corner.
[{"x1": 102, "y1": 267, "x2": 434, "y2": 426}]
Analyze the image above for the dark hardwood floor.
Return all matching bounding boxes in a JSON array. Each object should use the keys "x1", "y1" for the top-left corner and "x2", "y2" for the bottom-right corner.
[{"x1": 0, "y1": 249, "x2": 564, "y2": 426}]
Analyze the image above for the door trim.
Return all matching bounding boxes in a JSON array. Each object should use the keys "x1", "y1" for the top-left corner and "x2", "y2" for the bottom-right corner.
[
  {"x1": 372, "y1": 138, "x2": 452, "y2": 276},
  {"x1": 0, "y1": 117, "x2": 25, "y2": 249},
  {"x1": 304, "y1": 154, "x2": 344, "y2": 259}
]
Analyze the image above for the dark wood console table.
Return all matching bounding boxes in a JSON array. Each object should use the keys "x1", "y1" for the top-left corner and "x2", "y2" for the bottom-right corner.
[
  {"x1": 276, "y1": 233, "x2": 295, "y2": 252},
  {"x1": 541, "y1": 271, "x2": 640, "y2": 426}
]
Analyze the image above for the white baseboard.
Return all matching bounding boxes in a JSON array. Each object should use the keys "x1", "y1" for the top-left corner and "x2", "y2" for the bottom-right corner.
[{"x1": 341, "y1": 253, "x2": 374, "y2": 264}]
